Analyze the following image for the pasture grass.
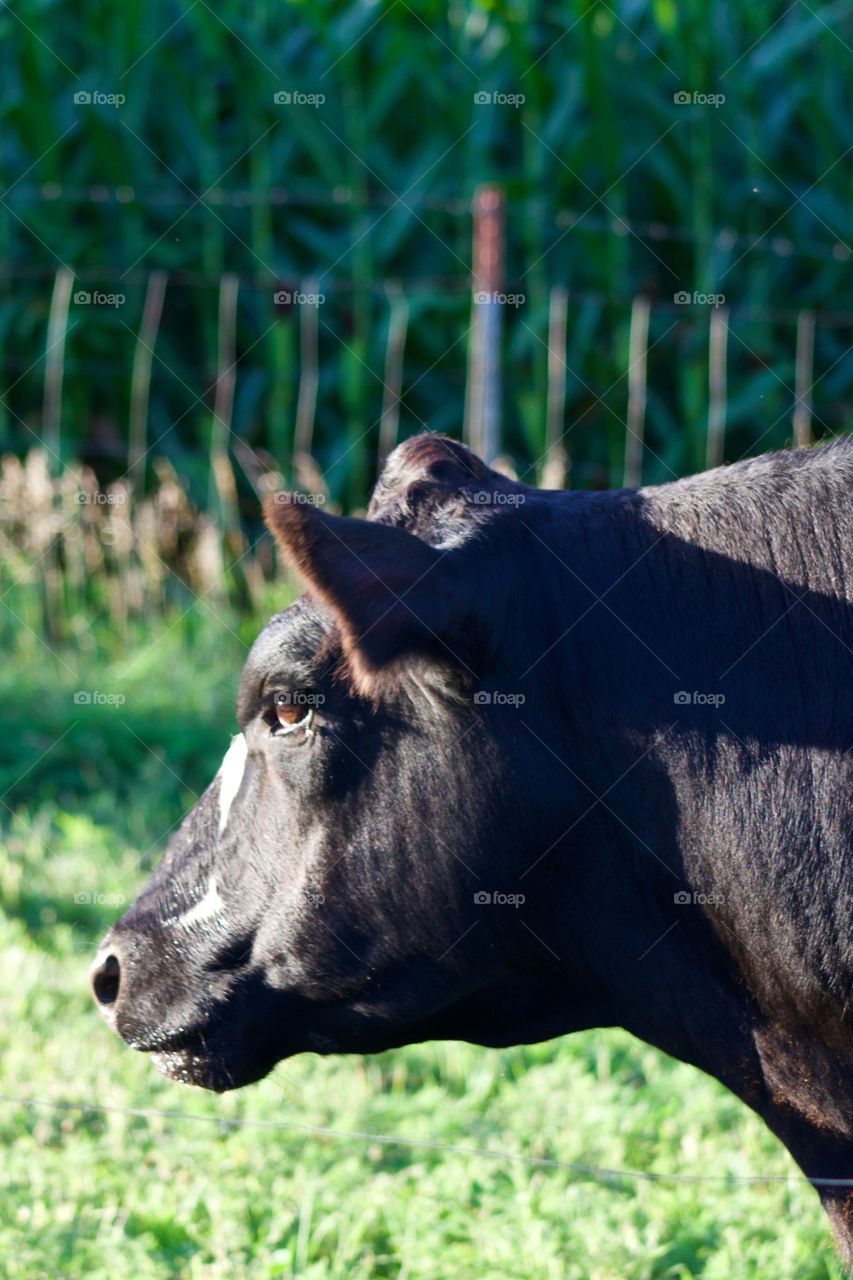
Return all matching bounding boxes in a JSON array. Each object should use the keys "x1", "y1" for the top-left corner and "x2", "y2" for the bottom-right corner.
[{"x1": 0, "y1": 605, "x2": 844, "y2": 1279}]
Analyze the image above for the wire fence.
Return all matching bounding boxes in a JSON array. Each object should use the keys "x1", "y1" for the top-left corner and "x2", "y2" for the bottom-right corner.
[
  {"x1": 1, "y1": 182, "x2": 850, "y2": 644},
  {"x1": 3, "y1": 257, "x2": 848, "y2": 486},
  {"x1": 3, "y1": 181, "x2": 852, "y2": 519},
  {"x1": 2, "y1": 1092, "x2": 851, "y2": 1189},
  {"x1": 4, "y1": 184, "x2": 852, "y2": 266},
  {"x1": 2, "y1": 295, "x2": 849, "y2": 639}
]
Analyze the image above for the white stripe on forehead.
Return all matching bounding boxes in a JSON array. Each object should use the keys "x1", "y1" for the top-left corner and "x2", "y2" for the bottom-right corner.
[
  {"x1": 218, "y1": 732, "x2": 248, "y2": 834},
  {"x1": 174, "y1": 876, "x2": 224, "y2": 931}
]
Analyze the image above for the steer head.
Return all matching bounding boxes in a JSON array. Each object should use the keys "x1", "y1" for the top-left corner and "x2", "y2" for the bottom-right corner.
[{"x1": 91, "y1": 436, "x2": 563, "y2": 1090}]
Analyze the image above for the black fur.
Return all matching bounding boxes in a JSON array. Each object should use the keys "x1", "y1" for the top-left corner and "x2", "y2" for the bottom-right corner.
[{"x1": 95, "y1": 433, "x2": 853, "y2": 1267}]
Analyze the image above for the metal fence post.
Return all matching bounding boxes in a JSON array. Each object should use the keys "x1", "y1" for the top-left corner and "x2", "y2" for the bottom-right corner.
[
  {"x1": 465, "y1": 184, "x2": 505, "y2": 463},
  {"x1": 706, "y1": 307, "x2": 728, "y2": 470},
  {"x1": 624, "y1": 295, "x2": 651, "y2": 488},
  {"x1": 793, "y1": 310, "x2": 816, "y2": 447},
  {"x1": 43, "y1": 266, "x2": 74, "y2": 471}
]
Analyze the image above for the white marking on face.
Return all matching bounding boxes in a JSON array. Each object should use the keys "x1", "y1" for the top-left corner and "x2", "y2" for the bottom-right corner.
[
  {"x1": 174, "y1": 876, "x2": 225, "y2": 931},
  {"x1": 218, "y1": 732, "x2": 248, "y2": 834}
]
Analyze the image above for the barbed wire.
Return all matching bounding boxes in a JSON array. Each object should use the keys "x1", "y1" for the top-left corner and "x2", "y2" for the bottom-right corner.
[
  {"x1": 1, "y1": 1092, "x2": 851, "y2": 1188},
  {"x1": 3, "y1": 183, "x2": 851, "y2": 265}
]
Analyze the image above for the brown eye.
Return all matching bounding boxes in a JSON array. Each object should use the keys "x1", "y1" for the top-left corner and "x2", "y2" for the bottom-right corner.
[{"x1": 274, "y1": 694, "x2": 310, "y2": 731}]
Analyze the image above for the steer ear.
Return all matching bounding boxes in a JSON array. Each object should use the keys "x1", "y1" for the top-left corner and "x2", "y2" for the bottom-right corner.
[{"x1": 265, "y1": 497, "x2": 475, "y2": 696}]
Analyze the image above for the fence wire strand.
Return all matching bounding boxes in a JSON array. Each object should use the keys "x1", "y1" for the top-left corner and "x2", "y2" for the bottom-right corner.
[
  {"x1": 5, "y1": 185, "x2": 851, "y2": 266},
  {"x1": 1, "y1": 1092, "x2": 851, "y2": 1188}
]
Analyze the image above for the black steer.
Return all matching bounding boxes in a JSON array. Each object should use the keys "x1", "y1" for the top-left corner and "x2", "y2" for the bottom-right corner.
[{"x1": 93, "y1": 433, "x2": 853, "y2": 1266}]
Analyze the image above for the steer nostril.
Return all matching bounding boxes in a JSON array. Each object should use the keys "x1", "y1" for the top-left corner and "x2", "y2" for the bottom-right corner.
[{"x1": 92, "y1": 953, "x2": 121, "y2": 1007}]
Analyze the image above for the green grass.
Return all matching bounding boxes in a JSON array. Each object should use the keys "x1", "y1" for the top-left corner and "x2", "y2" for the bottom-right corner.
[{"x1": 0, "y1": 610, "x2": 844, "y2": 1279}]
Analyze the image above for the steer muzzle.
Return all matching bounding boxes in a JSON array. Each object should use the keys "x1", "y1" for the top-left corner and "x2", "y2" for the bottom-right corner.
[{"x1": 89, "y1": 922, "x2": 204, "y2": 1049}]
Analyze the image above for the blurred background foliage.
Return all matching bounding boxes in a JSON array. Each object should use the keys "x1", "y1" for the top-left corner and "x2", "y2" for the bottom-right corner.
[
  {"x1": 0, "y1": 0, "x2": 850, "y2": 642},
  {"x1": 0, "y1": 0, "x2": 850, "y2": 535}
]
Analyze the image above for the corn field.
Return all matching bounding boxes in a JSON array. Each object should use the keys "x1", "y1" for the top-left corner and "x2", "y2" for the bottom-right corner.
[{"x1": 0, "y1": 0, "x2": 851, "y2": 627}]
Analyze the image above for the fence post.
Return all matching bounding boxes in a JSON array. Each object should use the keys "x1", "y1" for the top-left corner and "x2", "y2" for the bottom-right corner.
[
  {"x1": 465, "y1": 184, "x2": 504, "y2": 463},
  {"x1": 706, "y1": 307, "x2": 728, "y2": 469},
  {"x1": 294, "y1": 277, "x2": 320, "y2": 460},
  {"x1": 209, "y1": 273, "x2": 243, "y2": 568},
  {"x1": 624, "y1": 295, "x2": 651, "y2": 488},
  {"x1": 128, "y1": 270, "x2": 167, "y2": 490},
  {"x1": 541, "y1": 284, "x2": 569, "y2": 488},
  {"x1": 43, "y1": 266, "x2": 74, "y2": 471},
  {"x1": 378, "y1": 280, "x2": 409, "y2": 473},
  {"x1": 793, "y1": 309, "x2": 816, "y2": 448}
]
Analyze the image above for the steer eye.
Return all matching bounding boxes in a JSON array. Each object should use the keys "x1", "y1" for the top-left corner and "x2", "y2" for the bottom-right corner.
[{"x1": 272, "y1": 692, "x2": 314, "y2": 736}]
